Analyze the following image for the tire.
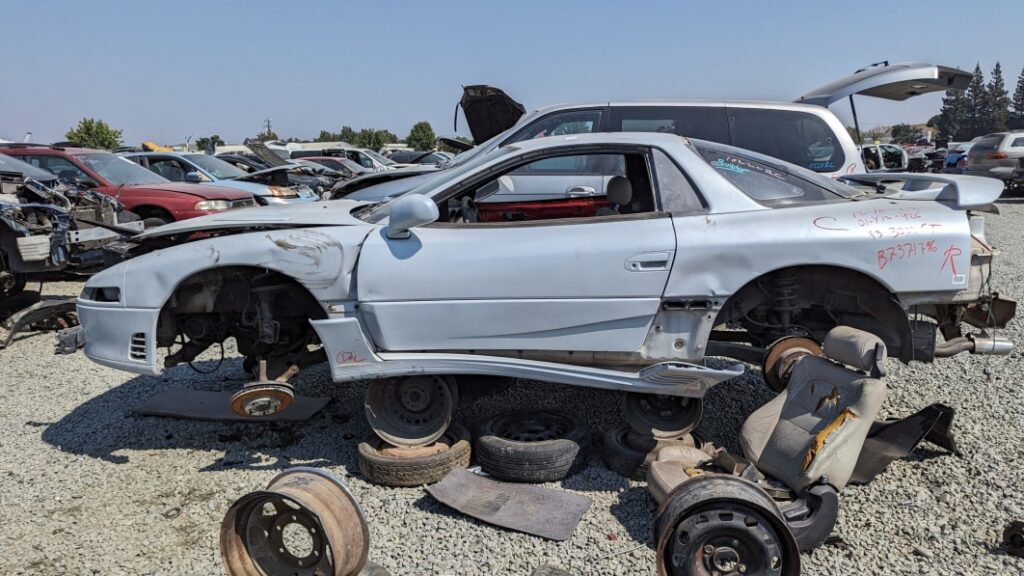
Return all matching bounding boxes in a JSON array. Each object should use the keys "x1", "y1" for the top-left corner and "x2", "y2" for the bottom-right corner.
[
  {"x1": 142, "y1": 217, "x2": 169, "y2": 228},
  {"x1": 1, "y1": 272, "x2": 27, "y2": 298},
  {"x1": 601, "y1": 424, "x2": 695, "y2": 480},
  {"x1": 475, "y1": 409, "x2": 591, "y2": 483},
  {"x1": 357, "y1": 424, "x2": 471, "y2": 487}
]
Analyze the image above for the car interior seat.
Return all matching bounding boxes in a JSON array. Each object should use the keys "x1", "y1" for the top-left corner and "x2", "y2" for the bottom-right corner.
[
  {"x1": 596, "y1": 175, "x2": 632, "y2": 216},
  {"x1": 154, "y1": 162, "x2": 185, "y2": 181},
  {"x1": 739, "y1": 326, "x2": 888, "y2": 492}
]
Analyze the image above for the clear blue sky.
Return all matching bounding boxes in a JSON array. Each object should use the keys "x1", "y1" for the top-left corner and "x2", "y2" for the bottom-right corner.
[{"x1": 1, "y1": 0, "x2": 1021, "y2": 145}]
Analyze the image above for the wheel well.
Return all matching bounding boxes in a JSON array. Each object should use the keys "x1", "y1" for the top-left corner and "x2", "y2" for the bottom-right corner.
[
  {"x1": 131, "y1": 205, "x2": 174, "y2": 222},
  {"x1": 156, "y1": 266, "x2": 327, "y2": 370},
  {"x1": 714, "y1": 265, "x2": 915, "y2": 360}
]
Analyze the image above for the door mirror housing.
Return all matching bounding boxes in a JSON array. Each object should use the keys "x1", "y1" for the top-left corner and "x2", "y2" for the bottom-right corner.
[
  {"x1": 184, "y1": 171, "x2": 204, "y2": 183},
  {"x1": 386, "y1": 194, "x2": 439, "y2": 239}
]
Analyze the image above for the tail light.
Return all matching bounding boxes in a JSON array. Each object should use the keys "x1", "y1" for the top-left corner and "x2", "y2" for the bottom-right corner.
[
  {"x1": 957, "y1": 158, "x2": 967, "y2": 167},
  {"x1": 987, "y1": 151, "x2": 1009, "y2": 160}
]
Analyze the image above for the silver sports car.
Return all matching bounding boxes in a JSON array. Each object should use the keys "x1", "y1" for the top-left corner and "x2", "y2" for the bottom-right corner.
[{"x1": 72, "y1": 132, "x2": 1015, "y2": 446}]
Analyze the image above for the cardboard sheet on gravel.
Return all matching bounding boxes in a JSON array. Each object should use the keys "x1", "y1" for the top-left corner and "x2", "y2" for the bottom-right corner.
[
  {"x1": 427, "y1": 468, "x2": 592, "y2": 541},
  {"x1": 135, "y1": 389, "x2": 329, "y2": 421}
]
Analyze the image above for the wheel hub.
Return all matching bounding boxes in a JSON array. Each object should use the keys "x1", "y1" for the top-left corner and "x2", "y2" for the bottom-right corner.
[{"x1": 230, "y1": 383, "x2": 295, "y2": 417}]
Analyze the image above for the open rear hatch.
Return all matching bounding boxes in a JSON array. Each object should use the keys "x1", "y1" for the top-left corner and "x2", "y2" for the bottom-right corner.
[
  {"x1": 457, "y1": 85, "x2": 526, "y2": 145},
  {"x1": 796, "y1": 62, "x2": 973, "y2": 107}
]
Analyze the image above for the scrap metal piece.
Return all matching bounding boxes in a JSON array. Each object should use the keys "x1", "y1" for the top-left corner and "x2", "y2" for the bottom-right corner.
[
  {"x1": 1005, "y1": 521, "x2": 1024, "y2": 558},
  {"x1": 1, "y1": 297, "x2": 77, "y2": 349},
  {"x1": 426, "y1": 468, "x2": 591, "y2": 541},
  {"x1": 54, "y1": 325, "x2": 85, "y2": 354},
  {"x1": 221, "y1": 467, "x2": 370, "y2": 576},
  {"x1": 850, "y1": 403, "x2": 960, "y2": 485}
]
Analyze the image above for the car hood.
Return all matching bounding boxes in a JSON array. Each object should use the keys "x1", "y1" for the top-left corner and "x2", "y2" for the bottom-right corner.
[
  {"x1": 796, "y1": 62, "x2": 972, "y2": 107},
  {"x1": 131, "y1": 182, "x2": 253, "y2": 200},
  {"x1": 136, "y1": 198, "x2": 370, "y2": 239},
  {"x1": 332, "y1": 165, "x2": 440, "y2": 198},
  {"x1": 225, "y1": 165, "x2": 291, "y2": 182},
  {"x1": 459, "y1": 85, "x2": 526, "y2": 144}
]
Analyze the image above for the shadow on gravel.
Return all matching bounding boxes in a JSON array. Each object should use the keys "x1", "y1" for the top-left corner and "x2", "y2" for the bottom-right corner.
[
  {"x1": 608, "y1": 486, "x2": 657, "y2": 545},
  {"x1": 40, "y1": 357, "x2": 369, "y2": 472}
]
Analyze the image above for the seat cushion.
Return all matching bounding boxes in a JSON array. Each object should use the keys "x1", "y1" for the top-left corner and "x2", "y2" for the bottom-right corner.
[{"x1": 741, "y1": 356, "x2": 886, "y2": 492}]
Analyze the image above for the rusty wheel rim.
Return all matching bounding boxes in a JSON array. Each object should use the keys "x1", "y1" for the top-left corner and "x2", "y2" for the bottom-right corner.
[
  {"x1": 622, "y1": 393, "x2": 703, "y2": 439},
  {"x1": 761, "y1": 337, "x2": 822, "y2": 392},
  {"x1": 221, "y1": 467, "x2": 369, "y2": 576}
]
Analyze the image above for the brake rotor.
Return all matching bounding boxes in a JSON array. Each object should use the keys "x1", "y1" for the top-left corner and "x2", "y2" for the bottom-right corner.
[
  {"x1": 365, "y1": 376, "x2": 456, "y2": 448},
  {"x1": 622, "y1": 393, "x2": 703, "y2": 439},
  {"x1": 761, "y1": 336, "x2": 823, "y2": 392},
  {"x1": 230, "y1": 383, "x2": 295, "y2": 417},
  {"x1": 221, "y1": 467, "x2": 370, "y2": 576}
]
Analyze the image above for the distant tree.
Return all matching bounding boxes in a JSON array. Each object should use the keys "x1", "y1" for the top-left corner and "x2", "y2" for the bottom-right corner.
[
  {"x1": 315, "y1": 129, "x2": 339, "y2": 142},
  {"x1": 1013, "y1": 65, "x2": 1024, "y2": 130},
  {"x1": 253, "y1": 129, "x2": 279, "y2": 142},
  {"x1": 986, "y1": 62, "x2": 1011, "y2": 133},
  {"x1": 405, "y1": 121, "x2": 437, "y2": 150},
  {"x1": 935, "y1": 88, "x2": 969, "y2": 140},
  {"x1": 338, "y1": 126, "x2": 359, "y2": 144},
  {"x1": 965, "y1": 63, "x2": 988, "y2": 137},
  {"x1": 194, "y1": 134, "x2": 225, "y2": 153},
  {"x1": 65, "y1": 118, "x2": 123, "y2": 150},
  {"x1": 889, "y1": 124, "x2": 922, "y2": 145},
  {"x1": 858, "y1": 125, "x2": 890, "y2": 143}
]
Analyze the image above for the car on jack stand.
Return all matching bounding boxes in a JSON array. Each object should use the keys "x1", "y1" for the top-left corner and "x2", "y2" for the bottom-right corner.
[{"x1": 63, "y1": 132, "x2": 1015, "y2": 449}]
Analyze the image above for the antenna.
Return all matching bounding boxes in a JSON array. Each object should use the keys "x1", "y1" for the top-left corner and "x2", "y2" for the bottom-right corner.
[{"x1": 22, "y1": 131, "x2": 32, "y2": 143}]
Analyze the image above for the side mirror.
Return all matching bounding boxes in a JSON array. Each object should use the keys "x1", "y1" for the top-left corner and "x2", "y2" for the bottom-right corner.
[
  {"x1": 184, "y1": 172, "x2": 203, "y2": 183},
  {"x1": 386, "y1": 194, "x2": 439, "y2": 239}
]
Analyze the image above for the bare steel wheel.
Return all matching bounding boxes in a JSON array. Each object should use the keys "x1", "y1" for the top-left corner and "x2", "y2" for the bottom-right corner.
[
  {"x1": 365, "y1": 376, "x2": 457, "y2": 448},
  {"x1": 229, "y1": 383, "x2": 295, "y2": 417},
  {"x1": 220, "y1": 467, "x2": 370, "y2": 576},
  {"x1": 622, "y1": 393, "x2": 703, "y2": 439},
  {"x1": 655, "y1": 475, "x2": 799, "y2": 576}
]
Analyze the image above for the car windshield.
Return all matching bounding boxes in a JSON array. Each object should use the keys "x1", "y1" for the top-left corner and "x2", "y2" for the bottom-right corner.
[
  {"x1": 74, "y1": 152, "x2": 168, "y2": 185},
  {"x1": 363, "y1": 149, "x2": 396, "y2": 166},
  {"x1": 355, "y1": 145, "x2": 516, "y2": 224},
  {"x1": 183, "y1": 154, "x2": 248, "y2": 179},
  {"x1": 0, "y1": 152, "x2": 57, "y2": 181}
]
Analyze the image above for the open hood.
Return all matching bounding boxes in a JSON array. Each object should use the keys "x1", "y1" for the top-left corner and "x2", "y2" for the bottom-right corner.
[
  {"x1": 247, "y1": 142, "x2": 291, "y2": 167},
  {"x1": 225, "y1": 164, "x2": 291, "y2": 182},
  {"x1": 796, "y1": 62, "x2": 972, "y2": 107},
  {"x1": 136, "y1": 199, "x2": 371, "y2": 240},
  {"x1": 458, "y1": 85, "x2": 526, "y2": 144}
]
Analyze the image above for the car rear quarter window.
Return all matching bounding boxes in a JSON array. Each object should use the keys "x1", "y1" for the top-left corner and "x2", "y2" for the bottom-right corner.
[
  {"x1": 1010, "y1": 137, "x2": 1024, "y2": 148},
  {"x1": 652, "y1": 148, "x2": 703, "y2": 212},
  {"x1": 969, "y1": 135, "x2": 1005, "y2": 158},
  {"x1": 696, "y1": 145, "x2": 845, "y2": 207},
  {"x1": 507, "y1": 110, "x2": 602, "y2": 144},
  {"x1": 609, "y1": 106, "x2": 731, "y2": 143},
  {"x1": 727, "y1": 108, "x2": 844, "y2": 173}
]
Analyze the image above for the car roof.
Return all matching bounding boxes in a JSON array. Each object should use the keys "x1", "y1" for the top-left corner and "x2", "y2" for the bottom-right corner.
[
  {"x1": 500, "y1": 131, "x2": 689, "y2": 153},
  {"x1": 0, "y1": 144, "x2": 96, "y2": 155},
  {"x1": 528, "y1": 99, "x2": 835, "y2": 117}
]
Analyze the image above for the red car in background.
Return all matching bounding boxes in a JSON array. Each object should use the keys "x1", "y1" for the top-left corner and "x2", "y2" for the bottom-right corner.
[{"x1": 0, "y1": 144, "x2": 256, "y2": 224}]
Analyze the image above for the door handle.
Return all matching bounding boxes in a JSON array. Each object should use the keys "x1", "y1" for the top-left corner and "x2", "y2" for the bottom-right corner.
[
  {"x1": 566, "y1": 185, "x2": 597, "y2": 197},
  {"x1": 625, "y1": 251, "x2": 673, "y2": 272}
]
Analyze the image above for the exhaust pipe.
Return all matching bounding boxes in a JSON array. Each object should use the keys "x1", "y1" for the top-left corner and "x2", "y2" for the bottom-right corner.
[{"x1": 934, "y1": 332, "x2": 1014, "y2": 358}]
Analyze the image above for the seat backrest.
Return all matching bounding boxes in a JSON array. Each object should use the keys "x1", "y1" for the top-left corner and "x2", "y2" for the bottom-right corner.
[
  {"x1": 596, "y1": 176, "x2": 633, "y2": 216},
  {"x1": 740, "y1": 327, "x2": 887, "y2": 492}
]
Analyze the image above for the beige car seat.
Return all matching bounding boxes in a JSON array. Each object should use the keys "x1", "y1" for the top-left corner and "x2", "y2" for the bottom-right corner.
[
  {"x1": 739, "y1": 326, "x2": 888, "y2": 492},
  {"x1": 595, "y1": 176, "x2": 632, "y2": 216}
]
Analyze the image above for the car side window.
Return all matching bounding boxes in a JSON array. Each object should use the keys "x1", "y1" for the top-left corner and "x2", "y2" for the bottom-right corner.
[
  {"x1": 697, "y1": 146, "x2": 842, "y2": 207},
  {"x1": 147, "y1": 158, "x2": 188, "y2": 181},
  {"x1": 38, "y1": 156, "x2": 94, "y2": 184},
  {"x1": 728, "y1": 108, "x2": 844, "y2": 173},
  {"x1": 507, "y1": 110, "x2": 602, "y2": 144},
  {"x1": 439, "y1": 151, "x2": 656, "y2": 224},
  {"x1": 609, "y1": 106, "x2": 731, "y2": 142},
  {"x1": 652, "y1": 148, "x2": 703, "y2": 212},
  {"x1": 1010, "y1": 137, "x2": 1024, "y2": 148}
]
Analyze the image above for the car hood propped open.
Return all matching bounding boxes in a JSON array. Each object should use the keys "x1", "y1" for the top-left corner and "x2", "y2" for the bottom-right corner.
[{"x1": 458, "y1": 85, "x2": 526, "y2": 144}]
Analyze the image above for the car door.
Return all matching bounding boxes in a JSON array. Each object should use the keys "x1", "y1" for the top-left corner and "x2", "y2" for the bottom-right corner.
[{"x1": 355, "y1": 149, "x2": 677, "y2": 353}]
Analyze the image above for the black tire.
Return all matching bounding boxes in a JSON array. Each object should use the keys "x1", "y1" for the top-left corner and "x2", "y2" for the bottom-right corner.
[
  {"x1": 1, "y1": 272, "x2": 27, "y2": 298},
  {"x1": 142, "y1": 217, "x2": 169, "y2": 228},
  {"x1": 357, "y1": 424, "x2": 471, "y2": 487},
  {"x1": 601, "y1": 424, "x2": 695, "y2": 480},
  {"x1": 475, "y1": 409, "x2": 591, "y2": 483}
]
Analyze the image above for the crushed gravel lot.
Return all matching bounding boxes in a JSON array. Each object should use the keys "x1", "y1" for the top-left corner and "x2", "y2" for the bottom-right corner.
[{"x1": 2, "y1": 201, "x2": 1023, "y2": 576}]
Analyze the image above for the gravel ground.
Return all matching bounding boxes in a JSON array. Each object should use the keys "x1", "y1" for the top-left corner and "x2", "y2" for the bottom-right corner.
[{"x1": 1, "y1": 201, "x2": 1023, "y2": 576}]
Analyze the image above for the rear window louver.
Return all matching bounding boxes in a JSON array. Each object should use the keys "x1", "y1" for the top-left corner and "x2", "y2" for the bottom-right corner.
[{"x1": 129, "y1": 333, "x2": 147, "y2": 361}]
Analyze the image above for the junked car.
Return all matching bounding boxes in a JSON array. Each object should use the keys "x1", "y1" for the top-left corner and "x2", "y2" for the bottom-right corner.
[
  {"x1": 336, "y1": 61, "x2": 972, "y2": 205},
  {"x1": 121, "y1": 152, "x2": 319, "y2": 205},
  {"x1": 1, "y1": 144, "x2": 256, "y2": 225},
  {"x1": 69, "y1": 132, "x2": 1015, "y2": 448},
  {"x1": 965, "y1": 130, "x2": 1024, "y2": 186}
]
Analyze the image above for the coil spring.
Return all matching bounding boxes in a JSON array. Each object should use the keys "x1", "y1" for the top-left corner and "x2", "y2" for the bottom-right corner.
[{"x1": 773, "y1": 272, "x2": 800, "y2": 327}]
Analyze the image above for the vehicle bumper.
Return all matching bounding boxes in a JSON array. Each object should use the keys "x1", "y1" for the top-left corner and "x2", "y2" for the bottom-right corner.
[
  {"x1": 78, "y1": 300, "x2": 161, "y2": 375},
  {"x1": 964, "y1": 166, "x2": 1015, "y2": 181}
]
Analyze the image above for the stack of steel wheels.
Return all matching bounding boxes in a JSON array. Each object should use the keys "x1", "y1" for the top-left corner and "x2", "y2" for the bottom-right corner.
[{"x1": 602, "y1": 392, "x2": 704, "y2": 479}]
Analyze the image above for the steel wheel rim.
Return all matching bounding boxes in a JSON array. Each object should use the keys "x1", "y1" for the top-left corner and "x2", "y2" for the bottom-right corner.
[
  {"x1": 667, "y1": 502, "x2": 786, "y2": 576},
  {"x1": 493, "y1": 411, "x2": 572, "y2": 442},
  {"x1": 366, "y1": 376, "x2": 455, "y2": 447},
  {"x1": 623, "y1": 393, "x2": 703, "y2": 439}
]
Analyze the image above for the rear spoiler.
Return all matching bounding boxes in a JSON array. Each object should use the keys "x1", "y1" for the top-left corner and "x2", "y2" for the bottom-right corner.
[{"x1": 838, "y1": 173, "x2": 1004, "y2": 210}]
